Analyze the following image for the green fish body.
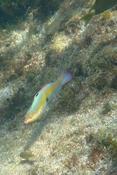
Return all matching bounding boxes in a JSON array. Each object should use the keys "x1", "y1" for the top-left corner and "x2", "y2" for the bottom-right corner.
[{"x1": 24, "y1": 72, "x2": 72, "y2": 124}]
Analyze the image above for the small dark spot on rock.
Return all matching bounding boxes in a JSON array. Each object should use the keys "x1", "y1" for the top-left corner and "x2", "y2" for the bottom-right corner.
[
  {"x1": 86, "y1": 134, "x2": 94, "y2": 143},
  {"x1": 8, "y1": 74, "x2": 18, "y2": 81},
  {"x1": 111, "y1": 59, "x2": 117, "y2": 66},
  {"x1": 6, "y1": 98, "x2": 10, "y2": 102},
  {"x1": 20, "y1": 87, "x2": 25, "y2": 92},
  {"x1": 83, "y1": 35, "x2": 93, "y2": 48},
  {"x1": 101, "y1": 102, "x2": 111, "y2": 115},
  {"x1": 5, "y1": 43, "x2": 10, "y2": 47},
  {"x1": 26, "y1": 53, "x2": 32, "y2": 60},
  {"x1": 111, "y1": 76, "x2": 117, "y2": 89},
  {"x1": 108, "y1": 20, "x2": 116, "y2": 27},
  {"x1": 20, "y1": 159, "x2": 35, "y2": 165},
  {"x1": 74, "y1": 62, "x2": 86, "y2": 78},
  {"x1": 8, "y1": 122, "x2": 17, "y2": 131},
  {"x1": 27, "y1": 72, "x2": 35, "y2": 82}
]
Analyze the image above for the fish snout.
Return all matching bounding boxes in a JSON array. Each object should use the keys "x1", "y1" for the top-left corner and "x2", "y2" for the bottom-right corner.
[
  {"x1": 24, "y1": 111, "x2": 40, "y2": 124},
  {"x1": 24, "y1": 118, "x2": 32, "y2": 124},
  {"x1": 24, "y1": 113, "x2": 34, "y2": 124}
]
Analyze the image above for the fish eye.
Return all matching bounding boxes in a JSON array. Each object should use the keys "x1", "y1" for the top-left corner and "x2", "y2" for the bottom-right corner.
[{"x1": 35, "y1": 92, "x2": 38, "y2": 97}]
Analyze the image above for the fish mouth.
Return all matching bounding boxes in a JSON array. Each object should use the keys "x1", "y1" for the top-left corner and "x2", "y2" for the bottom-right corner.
[
  {"x1": 24, "y1": 112, "x2": 38, "y2": 124},
  {"x1": 24, "y1": 110, "x2": 43, "y2": 124},
  {"x1": 24, "y1": 113, "x2": 34, "y2": 124},
  {"x1": 24, "y1": 118, "x2": 31, "y2": 124},
  {"x1": 24, "y1": 118, "x2": 38, "y2": 124}
]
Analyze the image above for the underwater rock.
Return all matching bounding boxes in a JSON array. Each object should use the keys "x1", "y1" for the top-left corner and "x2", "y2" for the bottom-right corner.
[
  {"x1": 111, "y1": 76, "x2": 117, "y2": 89},
  {"x1": 75, "y1": 7, "x2": 117, "y2": 91},
  {"x1": 101, "y1": 102, "x2": 111, "y2": 115},
  {"x1": 0, "y1": 80, "x2": 26, "y2": 118},
  {"x1": 0, "y1": 85, "x2": 14, "y2": 109},
  {"x1": 44, "y1": 0, "x2": 96, "y2": 35},
  {"x1": 0, "y1": 1, "x2": 117, "y2": 175}
]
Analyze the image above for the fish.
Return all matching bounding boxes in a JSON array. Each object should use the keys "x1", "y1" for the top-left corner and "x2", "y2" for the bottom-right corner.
[{"x1": 24, "y1": 71, "x2": 72, "y2": 124}]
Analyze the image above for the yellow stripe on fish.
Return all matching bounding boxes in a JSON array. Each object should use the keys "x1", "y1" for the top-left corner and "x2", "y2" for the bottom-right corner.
[{"x1": 24, "y1": 71, "x2": 72, "y2": 124}]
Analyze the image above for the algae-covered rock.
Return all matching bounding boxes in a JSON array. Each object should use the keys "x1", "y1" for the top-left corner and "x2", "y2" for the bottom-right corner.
[
  {"x1": 44, "y1": 0, "x2": 96, "y2": 35},
  {"x1": 0, "y1": 80, "x2": 25, "y2": 115}
]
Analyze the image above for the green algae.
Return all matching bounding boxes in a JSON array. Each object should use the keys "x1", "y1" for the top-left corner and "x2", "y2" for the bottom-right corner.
[
  {"x1": 88, "y1": 128, "x2": 117, "y2": 162},
  {"x1": 93, "y1": 0, "x2": 117, "y2": 14},
  {"x1": 101, "y1": 102, "x2": 112, "y2": 115},
  {"x1": 82, "y1": 11, "x2": 95, "y2": 24},
  {"x1": 101, "y1": 10, "x2": 113, "y2": 21}
]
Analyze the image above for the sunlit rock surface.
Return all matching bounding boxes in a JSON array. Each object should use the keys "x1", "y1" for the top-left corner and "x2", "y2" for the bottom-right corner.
[{"x1": 0, "y1": 0, "x2": 117, "y2": 174}]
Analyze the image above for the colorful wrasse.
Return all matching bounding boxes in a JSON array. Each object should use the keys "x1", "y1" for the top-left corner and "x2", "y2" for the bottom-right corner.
[{"x1": 24, "y1": 71, "x2": 72, "y2": 124}]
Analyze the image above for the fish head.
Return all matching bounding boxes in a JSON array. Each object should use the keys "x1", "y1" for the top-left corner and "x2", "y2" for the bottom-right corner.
[
  {"x1": 24, "y1": 110, "x2": 42, "y2": 124},
  {"x1": 24, "y1": 90, "x2": 46, "y2": 124}
]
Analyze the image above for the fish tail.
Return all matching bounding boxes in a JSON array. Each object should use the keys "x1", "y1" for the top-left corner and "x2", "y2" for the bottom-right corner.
[{"x1": 60, "y1": 71, "x2": 72, "y2": 86}]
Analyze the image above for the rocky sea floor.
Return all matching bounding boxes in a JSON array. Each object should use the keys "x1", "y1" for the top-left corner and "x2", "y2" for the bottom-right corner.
[
  {"x1": 0, "y1": 91, "x2": 117, "y2": 175},
  {"x1": 0, "y1": 0, "x2": 117, "y2": 174}
]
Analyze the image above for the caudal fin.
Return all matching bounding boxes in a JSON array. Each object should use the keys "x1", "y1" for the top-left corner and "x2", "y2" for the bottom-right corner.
[{"x1": 61, "y1": 71, "x2": 72, "y2": 86}]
